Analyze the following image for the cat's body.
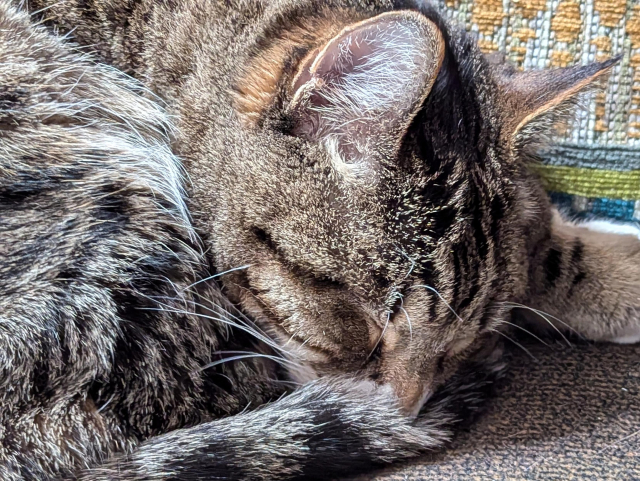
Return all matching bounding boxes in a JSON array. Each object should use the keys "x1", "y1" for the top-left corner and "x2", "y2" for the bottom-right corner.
[
  {"x1": 2, "y1": 0, "x2": 640, "y2": 479},
  {"x1": 0, "y1": 2, "x2": 500, "y2": 479}
]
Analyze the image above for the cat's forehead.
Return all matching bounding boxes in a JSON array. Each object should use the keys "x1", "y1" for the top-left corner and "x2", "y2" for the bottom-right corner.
[
  {"x1": 253, "y1": 145, "x2": 423, "y2": 218},
  {"x1": 254, "y1": 159, "x2": 436, "y2": 259}
]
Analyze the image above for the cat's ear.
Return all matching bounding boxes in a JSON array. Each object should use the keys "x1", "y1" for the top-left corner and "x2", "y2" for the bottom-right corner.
[
  {"x1": 499, "y1": 58, "x2": 618, "y2": 145},
  {"x1": 288, "y1": 11, "x2": 444, "y2": 161}
]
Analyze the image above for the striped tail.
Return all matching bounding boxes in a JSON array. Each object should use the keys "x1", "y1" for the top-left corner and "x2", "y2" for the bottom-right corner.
[{"x1": 81, "y1": 364, "x2": 502, "y2": 481}]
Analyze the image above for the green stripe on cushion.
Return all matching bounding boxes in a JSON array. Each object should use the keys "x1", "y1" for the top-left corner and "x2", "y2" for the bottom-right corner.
[{"x1": 531, "y1": 165, "x2": 640, "y2": 201}]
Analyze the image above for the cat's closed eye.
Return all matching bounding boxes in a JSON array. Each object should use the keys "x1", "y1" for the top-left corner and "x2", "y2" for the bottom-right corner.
[
  {"x1": 252, "y1": 227, "x2": 278, "y2": 251},
  {"x1": 252, "y1": 226, "x2": 345, "y2": 289}
]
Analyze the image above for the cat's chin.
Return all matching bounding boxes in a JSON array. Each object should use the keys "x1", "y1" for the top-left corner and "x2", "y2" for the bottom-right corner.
[
  {"x1": 299, "y1": 377, "x2": 430, "y2": 417},
  {"x1": 352, "y1": 380, "x2": 423, "y2": 415},
  {"x1": 353, "y1": 380, "x2": 432, "y2": 418},
  {"x1": 610, "y1": 328, "x2": 640, "y2": 345}
]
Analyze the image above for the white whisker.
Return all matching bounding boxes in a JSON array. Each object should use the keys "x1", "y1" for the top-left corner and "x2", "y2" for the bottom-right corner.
[
  {"x1": 182, "y1": 264, "x2": 251, "y2": 291},
  {"x1": 138, "y1": 288, "x2": 300, "y2": 368},
  {"x1": 491, "y1": 329, "x2": 539, "y2": 362},
  {"x1": 502, "y1": 301, "x2": 580, "y2": 346},
  {"x1": 368, "y1": 312, "x2": 390, "y2": 360},
  {"x1": 97, "y1": 392, "x2": 116, "y2": 413},
  {"x1": 396, "y1": 245, "x2": 416, "y2": 281},
  {"x1": 173, "y1": 295, "x2": 277, "y2": 346},
  {"x1": 196, "y1": 350, "x2": 302, "y2": 372},
  {"x1": 399, "y1": 302, "x2": 413, "y2": 341},
  {"x1": 410, "y1": 284, "x2": 464, "y2": 323},
  {"x1": 29, "y1": 0, "x2": 66, "y2": 17},
  {"x1": 239, "y1": 401, "x2": 252, "y2": 415},
  {"x1": 196, "y1": 354, "x2": 272, "y2": 372},
  {"x1": 143, "y1": 304, "x2": 296, "y2": 363},
  {"x1": 495, "y1": 319, "x2": 550, "y2": 347},
  {"x1": 285, "y1": 329, "x2": 301, "y2": 347}
]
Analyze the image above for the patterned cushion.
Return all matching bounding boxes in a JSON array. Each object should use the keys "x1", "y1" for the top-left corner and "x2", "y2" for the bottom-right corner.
[{"x1": 440, "y1": 0, "x2": 640, "y2": 222}]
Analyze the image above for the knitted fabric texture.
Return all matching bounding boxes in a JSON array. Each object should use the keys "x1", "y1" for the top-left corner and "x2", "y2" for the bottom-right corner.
[{"x1": 440, "y1": 0, "x2": 640, "y2": 222}]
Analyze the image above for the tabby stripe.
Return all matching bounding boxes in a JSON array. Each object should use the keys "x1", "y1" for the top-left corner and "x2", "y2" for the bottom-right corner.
[
  {"x1": 470, "y1": 187, "x2": 488, "y2": 260},
  {"x1": 572, "y1": 272, "x2": 586, "y2": 286},
  {"x1": 544, "y1": 247, "x2": 562, "y2": 287},
  {"x1": 489, "y1": 195, "x2": 504, "y2": 243},
  {"x1": 451, "y1": 251, "x2": 461, "y2": 308},
  {"x1": 428, "y1": 295, "x2": 437, "y2": 322},
  {"x1": 457, "y1": 280, "x2": 478, "y2": 313},
  {"x1": 570, "y1": 239, "x2": 584, "y2": 265}
]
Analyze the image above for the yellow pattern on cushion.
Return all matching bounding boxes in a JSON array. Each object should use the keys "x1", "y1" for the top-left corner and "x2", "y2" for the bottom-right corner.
[
  {"x1": 441, "y1": 0, "x2": 640, "y2": 147},
  {"x1": 594, "y1": 0, "x2": 626, "y2": 27},
  {"x1": 552, "y1": 1, "x2": 582, "y2": 43},
  {"x1": 628, "y1": 6, "x2": 640, "y2": 48},
  {"x1": 513, "y1": 0, "x2": 547, "y2": 19},
  {"x1": 471, "y1": 0, "x2": 505, "y2": 36}
]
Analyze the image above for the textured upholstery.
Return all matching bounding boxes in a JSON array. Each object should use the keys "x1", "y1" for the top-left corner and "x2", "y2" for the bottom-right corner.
[
  {"x1": 362, "y1": 340, "x2": 640, "y2": 480},
  {"x1": 439, "y1": 0, "x2": 640, "y2": 222}
]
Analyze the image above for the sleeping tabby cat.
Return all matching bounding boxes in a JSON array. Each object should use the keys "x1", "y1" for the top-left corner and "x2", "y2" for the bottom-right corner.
[{"x1": 1, "y1": 0, "x2": 638, "y2": 479}]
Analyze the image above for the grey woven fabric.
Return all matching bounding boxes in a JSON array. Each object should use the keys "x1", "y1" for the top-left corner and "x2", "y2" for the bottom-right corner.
[
  {"x1": 357, "y1": 340, "x2": 640, "y2": 480},
  {"x1": 544, "y1": 144, "x2": 640, "y2": 171}
]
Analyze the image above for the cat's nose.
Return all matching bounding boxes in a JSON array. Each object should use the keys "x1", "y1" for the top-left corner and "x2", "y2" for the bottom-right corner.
[
  {"x1": 388, "y1": 377, "x2": 433, "y2": 417},
  {"x1": 376, "y1": 322, "x2": 436, "y2": 416}
]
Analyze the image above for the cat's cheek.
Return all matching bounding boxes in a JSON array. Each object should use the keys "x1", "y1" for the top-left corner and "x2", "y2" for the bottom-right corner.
[{"x1": 286, "y1": 363, "x2": 319, "y2": 384}]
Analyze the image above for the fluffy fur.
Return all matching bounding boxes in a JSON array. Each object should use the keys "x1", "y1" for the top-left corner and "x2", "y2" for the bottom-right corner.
[{"x1": 2, "y1": 0, "x2": 639, "y2": 479}]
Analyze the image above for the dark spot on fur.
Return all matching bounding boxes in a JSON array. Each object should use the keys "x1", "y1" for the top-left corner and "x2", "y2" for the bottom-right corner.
[
  {"x1": 470, "y1": 186, "x2": 489, "y2": 260},
  {"x1": 451, "y1": 250, "x2": 461, "y2": 305},
  {"x1": 489, "y1": 195, "x2": 504, "y2": 240},
  {"x1": 429, "y1": 205, "x2": 457, "y2": 239},
  {"x1": 295, "y1": 406, "x2": 372, "y2": 479},
  {"x1": 252, "y1": 226, "x2": 278, "y2": 252},
  {"x1": 368, "y1": 342, "x2": 382, "y2": 363},
  {"x1": 544, "y1": 247, "x2": 562, "y2": 287},
  {"x1": 572, "y1": 272, "x2": 586, "y2": 285},
  {"x1": 570, "y1": 239, "x2": 584, "y2": 265},
  {"x1": 457, "y1": 281, "x2": 479, "y2": 313},
  {"x1": 436, "y1": 354, "x2": 446, "y2": 374}
]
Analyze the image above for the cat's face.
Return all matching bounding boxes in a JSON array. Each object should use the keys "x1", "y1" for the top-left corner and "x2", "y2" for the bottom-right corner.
[{"x1": 207, "y1": 6, "x2": 614, "y2": 415}]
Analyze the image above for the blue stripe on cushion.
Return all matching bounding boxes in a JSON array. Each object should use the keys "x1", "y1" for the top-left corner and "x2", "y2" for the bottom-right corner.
[
  {"x1": 549, "y1": 192, "x2": 638, "y2": 222},
  {"x1": 542, "y1": 144, "x2": 640, "y2": 172}
]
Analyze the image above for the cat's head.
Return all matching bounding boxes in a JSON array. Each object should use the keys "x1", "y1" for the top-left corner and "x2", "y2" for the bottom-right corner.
[{"x1": 204, "y1": 4, "x2": 614, "y2": 415}]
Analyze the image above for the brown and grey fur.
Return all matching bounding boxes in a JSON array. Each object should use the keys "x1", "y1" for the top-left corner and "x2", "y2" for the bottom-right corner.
[
  {"x1": 0, "y1": 2, "x2": 503, "y2": 479},
  {"x1": 2, "y1": 0, "x2": 639, "y2": 479}
]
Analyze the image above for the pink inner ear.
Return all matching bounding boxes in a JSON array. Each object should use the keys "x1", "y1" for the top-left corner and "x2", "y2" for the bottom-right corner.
[
  {"x1": 290, "y1": 12, "x2": 444, "y2": 156},
  {"x1": 313, "y1": 23, "x2": 381, "y2": 78},
  {"x1": 294, "y1": 19, "x2": 403, "y2": 96}
]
